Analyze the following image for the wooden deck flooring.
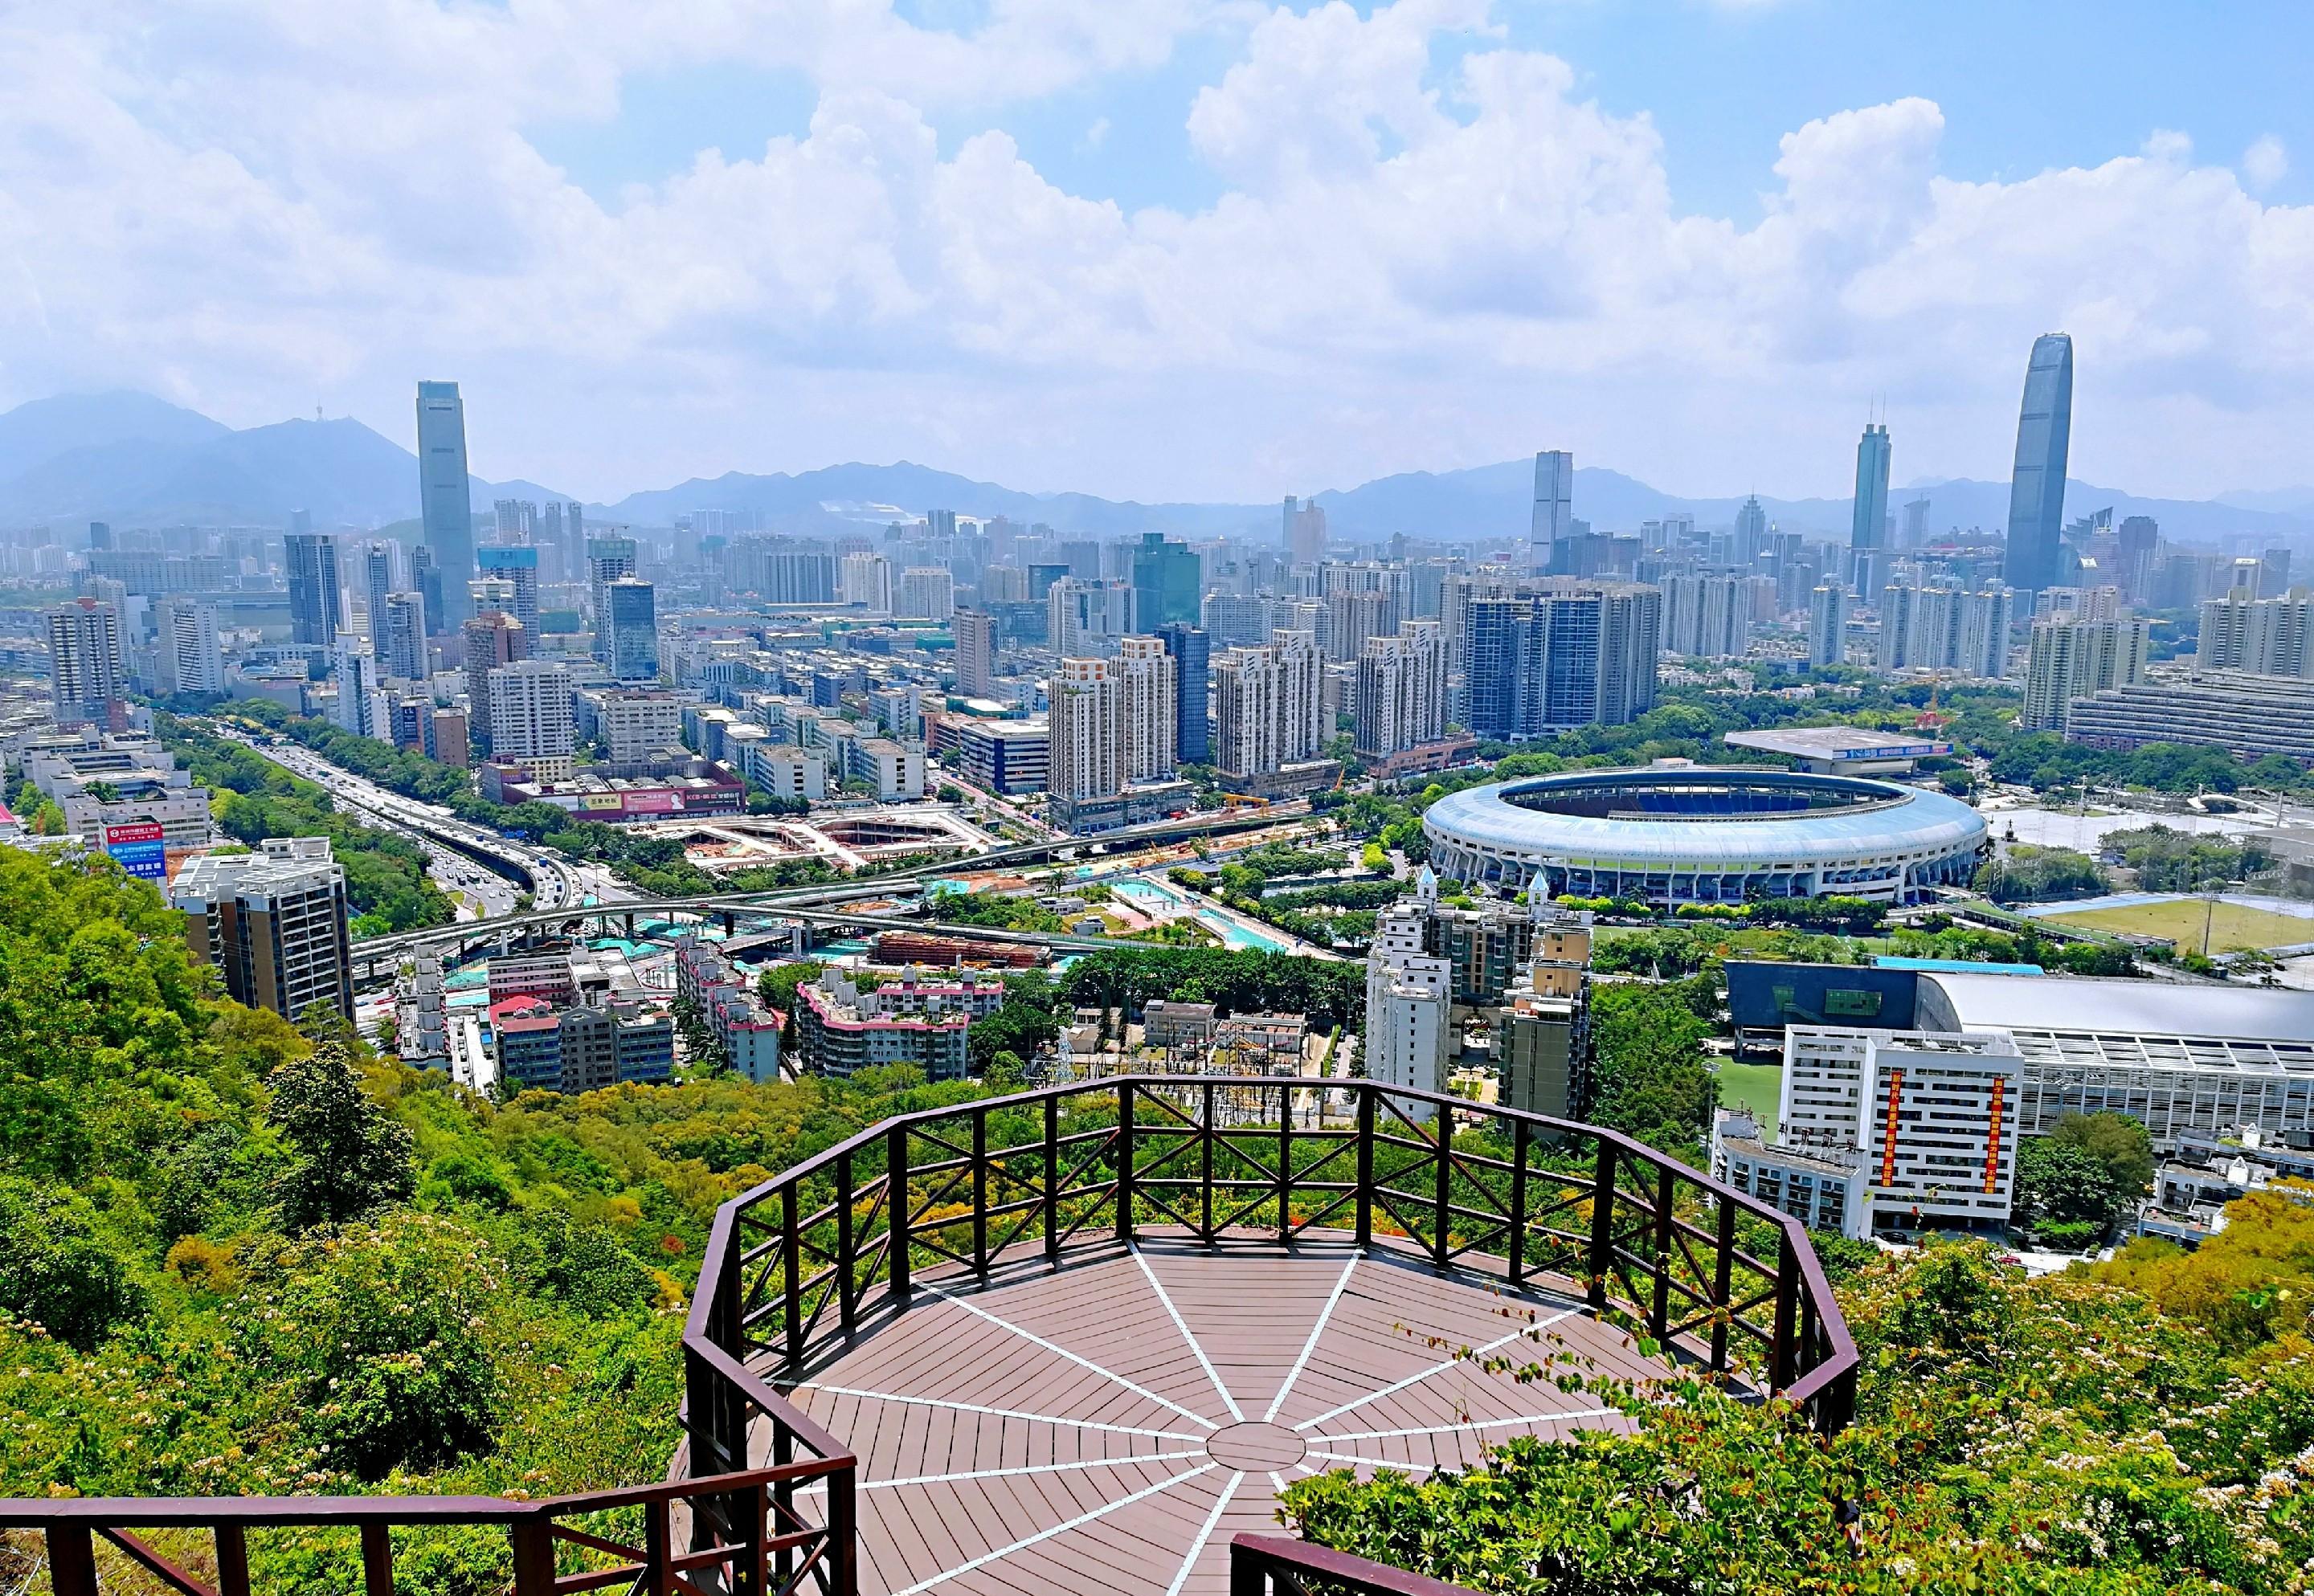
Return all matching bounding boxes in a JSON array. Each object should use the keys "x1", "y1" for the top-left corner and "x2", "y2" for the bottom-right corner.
[{"x1": 770, "y1": 1236, "x2": 1661, "y2": 1596}]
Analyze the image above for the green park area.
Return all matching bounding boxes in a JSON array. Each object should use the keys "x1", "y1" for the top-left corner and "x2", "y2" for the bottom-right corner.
[{"x1": 2038, "y1": 895, "x2": 2314, "y2": 953}]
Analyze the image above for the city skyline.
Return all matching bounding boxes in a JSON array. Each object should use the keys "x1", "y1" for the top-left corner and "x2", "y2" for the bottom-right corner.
[{"x1": 8, "y1": 3, "x2": 2314, "y2": 504}]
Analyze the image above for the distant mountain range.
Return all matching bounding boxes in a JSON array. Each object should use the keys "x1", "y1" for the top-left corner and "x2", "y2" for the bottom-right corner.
[{"x1": 2, "y1": 390, "x2": 2307, "y2": 550}]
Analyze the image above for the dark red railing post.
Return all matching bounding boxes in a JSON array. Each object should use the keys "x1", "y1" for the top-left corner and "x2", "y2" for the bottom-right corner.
[
  {"x1": 1115, "y1": 1085, "x2": 1137, "y2": 1243},
  {"x1": 1430, "y1": 1104, "x2": 1452, "y2": 1267},
  {"x1": 1771, "y1": 1232, "x2": 1801, "y2": 1392},
  {"x1": 644, "y1": 1496, "x2": 675, "y2": 1596},
  {"x1": 360, "y1": 1524, "x2": 394, "y2": 1596},
  {"x1": 1507, "y1": 1117, "x2": 1530, "y2": 1288},
  {"x1": 782, "y1": 1179, "x2": 804, "y2": 1370},
  {"x1": 1649, "y1": 1161, "x2": 1674, "y2": 1340},
  {"x1": 1587, "y1": 1137, "x2": 1617, "y2": 1310},
  {"x1": 1710, "y1": 1195, "x2": 1736, "y2": 1374},
  {"x1": 1044, "y1": 1092, "x2": 1061, "y2": 1264},
  {"x1": 1231, "y1": 1540, "x2": 1268, "y2": 1596},
  {"x1": 1354, "y1": 1088, "x2": 1375, "y2": 1248},
  {"x1": 1200, "y1": 1080, "x2": 1216, "y2": 1242},
  {"x1": 836, "y1": 1147, "x2": 857, "y2": 1339},
  {"x1": 1276, "y1": 1084, "x2": 1293, "y2": 1241},
  {"x1": 888, "y1": 1120, "x2": 912, "y2": 1308},
  {"x1": 509, "y1": 1516, "x2": 556, "y2": 1596},
  {"x1": 971, "y1": 1108, "x2": 990, "y2": 1278},
  {"x1": 828, "y1": 1447, "x2": 860, "y2": 1596},
  {"x1": 215, "y1": 1525, "x2": 251, "y2": 1596},
  {"x1": 46, "y1": 1525, "x2": 96, "y2": 1596}
]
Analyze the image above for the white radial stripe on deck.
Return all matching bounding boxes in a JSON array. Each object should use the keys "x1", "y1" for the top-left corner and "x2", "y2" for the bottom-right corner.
[
  {"x1": 921, "y1": 1281, "x2": 1220, "y2": 1429},
  {"x1": 1292, "y1": 1309, "x2": 1574, "y2": 1431},
  {"x1": 803, "y1": 1386, "x2": 1209, "y2": 1443},
  {"x1": 885, "y1": 1462, "x2": 1219, "y2": 1596},
  {"x1": 1318, "y1": 1408, "x2": 1621, "y2": 1443},
  {"x1": 1163, "y1": 1471, "x2": 1245, "y2": 1596},
  {"x1": 1261, "y1": 1255, "x2": 1359, "y2": 1422},
  {"x1": 1133, "y1": 1246, "x2": 1245, "y2": 1422}
]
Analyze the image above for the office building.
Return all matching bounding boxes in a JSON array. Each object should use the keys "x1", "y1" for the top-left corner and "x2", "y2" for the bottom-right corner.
[
  {"x1": 2021, "y1": 616, "x2": 2148, "y2": 731},
  {"x1": 1364, "y1": 902, "x2": 1452, "y2": 1118},
  {"x1": 1113, "y1": 636, "x2": 1179, "y2": 784},
  {"x1": 430, "y1": 709, "x2": 471, "y2": 769},
  {"x1": 1130, "y1": 533, "x2": 1201, "y2": 628},
  {"x1": 895, "y1": 567, "x2": 955, "y2": 621},
  {"x1": 1529, "y1": 449, "x2": 1573, "y2": 573},
  {"x1": 489, "y1": 659, "x2": 576, "y2": 778},
  {"x1": 462, "y1": 610, "x2": 528, "y2": 749},
  {"x1": 739, "y1": 742, "x2": 828, "y2": 801},
  {"x1": 2064, "y1": 672, "x2": 2314, "y2": 764},
  {"x1": 1807, "y1": 584, "x2": 1849, "y2": 668},
  {"x1": 1048, "y1": 657, "x2": 1121, "y2": 801},
  {"x1": 1049, "y1": 578, "x2": 1136, "y2": 657},
  {"x1": 152, "y1": 598, "x2": 225, "y2": 695},
  {"x1": 476, "y1": 545, "x2": 540, "y2": 632},
  {"x1": 2198, "y1": 587, "x2": 2314, "y2": 680},
  {"x1": 1212, "y1": 630, "x2": 1326, "y2": 782},
  {"x1": 172, "y1": 838, "x2": 354, "y2": 1023},
  {"x1": 1154, "y1": 623, "x2": 1210, "y2": 764},
  {"x1": 1880, "y1": 582, "x2": 2014, "y2": 679},
  {"x1": 1850, "y1": 422, "x2": 1891, "y2": 604},
  {"x1": 955, "y1": 720, "x2": 1049, "y2": 794},
  {"x1": 587, "y1": 536, "x2": 638, "y2": 662},
  {"x1": 603, "y1": 578, "x2": 659, "y2": 681},
  {"x1": 1354, "y1": 622, "x2": 1448, "y2": 761},
  {"x1": 362, "y1": 541, "x2": 398, "y2": 643},
  {"x1": 1465, "y1": 584, "x2": 1662, "y2": 739},
  {"x1": 329, "y1": 647, "x2": 380, "y2": 738},
  {"x1": 1660, "y1": 573, "x2": 1752, "y2": 659},
  {"x1": 584, "y1": 688, "x2": 683, "y2": 761},
  {"x1": 2116, "y1": 516, "x2": 2160, "y2": 602},
  {"x1": 2002, "y1": 333, "x2": 2075, "y2": 595},
  {"x1": 284, "y1": 531, "x2": 342, "y2": 647},
  {"x1": 1283, "y1": 496, "x2": 1327, "y2": 565},
  {"x1": 409, "y1": 545, "x2": 444, "y2": 634},
  {"x1": 953, "y1": 610, "x2": 1000, "y2": 698},
  {"x1": 416, "y1": 381, "x2": 476, "y2": 625},
  {"x1": 840, "y1": 551, "x2": 893, "y2": 612},
  {"x1": 381, "y1": 592, "x2": 429, "y2": 682}
]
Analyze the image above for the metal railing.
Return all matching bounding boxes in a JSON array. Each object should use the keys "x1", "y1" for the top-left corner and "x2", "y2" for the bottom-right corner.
[
  {"x1": 1230, "y1": 1533, "x2": 1481, "y2": 1595},
  {"x1": 709, "y1": 1075, "x2": 1856, "y2": 1434},
  {"x1": 0, "y1": 1075, "x2": 1855, "y2": 1596}
]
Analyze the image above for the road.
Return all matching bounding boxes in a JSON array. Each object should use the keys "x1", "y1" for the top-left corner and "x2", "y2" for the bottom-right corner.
[{"x1": 210, "y1": 725, "x2": 622, "y2": 916}]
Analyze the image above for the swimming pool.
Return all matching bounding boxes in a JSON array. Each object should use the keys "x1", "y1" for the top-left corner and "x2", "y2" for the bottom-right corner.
[{"x1": 1111, "y1": 875, "x2": 1296, "y2": 953}]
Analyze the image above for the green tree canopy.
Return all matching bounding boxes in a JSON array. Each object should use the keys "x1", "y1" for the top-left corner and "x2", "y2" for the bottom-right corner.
[{"x1": 266, "y1": 1043, "x2": 417, "y2": 1229}]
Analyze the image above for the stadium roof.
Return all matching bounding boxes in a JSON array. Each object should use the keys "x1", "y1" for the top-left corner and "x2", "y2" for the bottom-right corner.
[
  {"x1": 1723, "y1": 727, "x2": 1952, "y2": 760},
  {"x1": 1919, "y1": 972, "x2": 2314, "y2": 1041}
]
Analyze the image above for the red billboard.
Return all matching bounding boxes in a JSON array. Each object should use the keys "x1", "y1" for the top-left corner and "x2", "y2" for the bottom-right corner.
[{"x1": 104, "y1": 821, "x2": 166, "y2": 846}]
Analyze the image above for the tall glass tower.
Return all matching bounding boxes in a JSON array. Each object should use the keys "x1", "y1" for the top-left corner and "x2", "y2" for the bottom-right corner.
[
  {"x1": 1850, "y1": 422, "x2": 1891, "y2": 606},
  {"x1": 415, "y1": 381, "x2": 475, "y2": 627},
  {"x1": 2002, "y1": 333, "x2": 2074, "y2": 594},
  {"x1": 1530, "y1": 450, "x2": 1572, "y2": 573}
]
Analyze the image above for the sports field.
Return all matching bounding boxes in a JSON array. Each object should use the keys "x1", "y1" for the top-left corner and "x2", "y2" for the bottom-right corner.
[
  {"x1": 1714, "y1": 1060, "x2": 1783, "y2": 1133},
  {"x1": 2038, "y1": 897, "x2": 2314, "y2": 953}
]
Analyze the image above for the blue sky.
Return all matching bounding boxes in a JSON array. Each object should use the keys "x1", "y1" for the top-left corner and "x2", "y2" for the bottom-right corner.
[{"x1": 8, "y1": 0, "x2": 2314, "y2": 504}]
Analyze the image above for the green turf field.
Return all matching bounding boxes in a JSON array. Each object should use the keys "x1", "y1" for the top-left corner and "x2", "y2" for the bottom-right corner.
[
  {"x1": 2038, "y1": 897, "x2": 2314, "y2": 953},
  {"x1": 1713, "y1": 1060, "x2": 1783, "y2": 1133}
]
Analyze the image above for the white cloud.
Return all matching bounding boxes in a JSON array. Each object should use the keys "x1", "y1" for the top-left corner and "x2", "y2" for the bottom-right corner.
[
  {"x1": 2, "y1": 0, "x2": 2312, "y2": 504},
  {"x1": 2244, "y1": 134, "x2": 2289, "y2": 193}
]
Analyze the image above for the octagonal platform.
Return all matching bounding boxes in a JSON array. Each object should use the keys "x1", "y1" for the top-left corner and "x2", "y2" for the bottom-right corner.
[{"x1": 771, "y1": 1235, "x2": 1654, "y2": 1596}]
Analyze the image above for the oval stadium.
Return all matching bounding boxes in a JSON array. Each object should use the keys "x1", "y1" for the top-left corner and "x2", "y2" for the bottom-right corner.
[{"x1": 1421, "y1": 765, "x2": 1989, "y2": 905}]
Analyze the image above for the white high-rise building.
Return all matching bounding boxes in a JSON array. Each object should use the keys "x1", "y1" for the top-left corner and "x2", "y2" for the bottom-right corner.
[
  {"x1": 153, "y1": 598, "x2": 225, "y2": 695},
  {"x1": 2198, "y1": 586, "x2": 2314, "y2": 680},
  {"x1": 896, "y1": 566, "x2": 954, "y2": 621},
  {"x1": 1354, "y1": 622, "x2": 1447, "y2": 760},
  {"x1": 840, "y1": 551, "x2": 893, "y2": 612},
  {"x1": 1529, "y1": 450, "x2": 1573, "y2": 573},
  {"x1": 47, "y1": 598, "x2": 125, "y2": 726},
  {"x1": 2022, "y1": 616, "x2": 2149, "y2": 732},
  {"x1": 1047, "y1": 657, "x2": 1120, "y2": 802},
  {"x1": 1882, "y1": 583, "x2": 2014, "y2": 680},
  {"x1": 953, "y1": 610, "x2": 999, "y2": 698},
  {"x1": 1660, "y1": 573, "x2": 1752, "y2": 659},
  {"x1": 1807, "y1": 584, "x2": 1850, "y2": 669},
  {"x1": 1113, "y1": 636, "x2": 1179, "y2": 784},
  {"x1": 331, "y1": 646, "x2": 380, "y2": 738},
  {"x1": 1363, "y1": 894, "x2": 1452, "y2": 1120},
  {"x1": 1049, "y1": 579, "x2": 1135, "y2": 657},
  {"x1": 1212, "y1": 629, "x2": 1324, "y2": 780},
  {"x1": 381, "y1": 592, "x2": 429, "y2": 682},
  {"x1": 488, "y1": 659, "x2": 576, "y2": 778}
]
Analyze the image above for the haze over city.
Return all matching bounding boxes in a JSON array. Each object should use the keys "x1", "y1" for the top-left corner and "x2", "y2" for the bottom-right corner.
[{"x1": 10, "y1": 1, "x2": 2314, "y2": 503}]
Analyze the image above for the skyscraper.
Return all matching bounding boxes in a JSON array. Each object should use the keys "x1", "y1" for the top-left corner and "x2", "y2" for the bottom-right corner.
[
  {"x1": 1211, "y1": 630, "x2": 1325, "y2": 781},
  {"x1": 840, "y1": 551, "x2": 893, "y2": 611},
  {"x1": 1355, "y1": 622, "x2": 1449, "y2": 761},
  {"x1": 416, "y1": 381, "x2": 476, "y2": 626},
  {"x1": 1464, "y1": 585, "x2": 1661, "y2": 739},
  {"x1": 382, "y1": 593, "x2": 430, "y2": 682},
  {"x1": 153, "y1": 598, "x2": 225, "y2": 696},
  {"x1": 1130, "y1": 533, "x2": 1201, "y2": 628},
  {"x1": 587, "y1": 535, "x2": 638, "y2": 663},
  {"x1": 284, "y1": 531, "x2": 342, "y2": 647},
  {"x1": 1154, "y1": 622, "x2": 1211, "y2": 765},
  {"x1": 476, "y1": 545, "x2": 540, "y2": 632},
  {"x1": 2023, "y1": 616, "x2": 2148, "y2": 731},
  {"x1": 1530, "y1": 450, "x2": 1572, "y2": 573},
  {"x1": 1048, "y1": 658, "x2": 1121, "y2": 802},
  {"x1": 1850, "y1": 423, "x2": 1891, "y2": 606},
  {"x1": 603, "y1": 578, "x2": 659, "y2": 681},
  {"x1": 2002, "y1": 333, "x2": 2075, "y2": 595},
  {"x1": 410, "y1": 545, "x2": 444, "y2": 635},
  {"x1": 1283, "y1": 497, "x2": 1327, "y2": 565},
  {"x1": 1808, "y1": 585, "x2": 1850, "y2": 669},
  {"x1": 362, "y1": 541, "x2": 398, "y2": 644},
  {"x1": 1733, "y1": 496, "x2": 1768, "y2": 566},
  {"x1": 953, "y1": 610, "x2": 999, "y2": 698},
  {"x1": 488, "y1": 659, "x2": 576, "y2": 778},
  {"x1": 1113, "y1": 637, "x2": 1179, "y2": 784}
]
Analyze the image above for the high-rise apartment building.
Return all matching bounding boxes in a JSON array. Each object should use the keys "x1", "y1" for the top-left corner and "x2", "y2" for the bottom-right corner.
[
  {"x1": 1659, "y1": 573, "x2": 1752, "y2": 659},
  {"x1": 1326, "y1": 587, "x2": 1400, "y2": 665},
  {"x1": 1113, "y1": 636, "x2": 1179, "y2": 784},
  {"x1": 331, "y1": 647, "x2": 380, "y2": 738},
  {"x1": 1283, "y1": 496, "x2": 1327, "y2": 565},
  {"x1": 603, "y1": 578, "x2": 659, "y2": 681},
  {"x1": 284, "y1": 530, "x2": 342, "y2": 646},
  {"x1": 493, "y1": 499, "x2": 536, "y2": 540},
  {"x1": 464, "y1": 612, "x2": 530, "y2": 753},
  {"x1": 362, "y1": 541, "x2": 398, "y2": 643},
  {"x1": 953, "y1": 610, "x2": 1000, "y2": 697},
  {"x1": 1047, "y1": 658, "x2": 1120, "y2": 802},
  {"x1": 1850, "y1": 423, "x2": 1891, "y2": 605},
  {"x1": 1355, "y1": 622, "x2": 1448, "y2": 761},
  {"x1": 1154, "y1": 623, "x2": 1211, "y2": 765},
  {"x1": 1200, "y1": 593, "x2": 1273, "y2": 651},
  {"x1": 1881, "y1": 583, "x2": 2013, "y2": 680},
  {"x1": 840, "y1": 551, "x2": 893, "y2": 611},
  {"x1": 476, "y1": 545, "x2": 540, "y2": 632},
  {"x1": 416, "y1": 381, "x2": 476, "y2": 626},
  {"x1": 1049, "y1": 579, "x2": 1135, "y2": 657},
  {"x1": 2002, "y1": 333, "x2": 2075, "y2": 595},
  {"x1": 1130, "y1": 533, "x2": 1201, "y2": 628},
  {"x1": 488, "y1": 659, "x2": 576, "y2": 778},
  {"x1": 587, "y1": 535, "x2": 638, "y2": 662},
  {"x1": 1465, "y1": 584, "x2": 1661, "y2": 739},
  {"x1": 1807, "y1": 584, "x2": 1850, "y2": 669},
  {"x1": 382, "y1": 592, "x2": 430, "y2": 681},
  {"x1": 896, "y1": 567, "x2": 955, "y2": 621},
  {"x1": 1364, "y1": 901, "x2": 1453, "y2": 1118},
  {"x1": 2022, "y1": 616, "x2": 2148, "y2": 731},
  {"x1": 1212, "y1": 630, "x2": 1325, "y2": 780},
  {"x1": 2198, "y1": 587, "x2": 2314, "y2": 680},
  {"x1": 47, "y1": 598, "x2": 125, "y2": 726},
  {"x1": 153, "y1": 598, "x2": 225, "y2": 695},
  {"x1": 172, "y1": 838, "x2": 354, "y2": 1023},
  {"x1": 1530, "y1": 450, "x2": 1573, "y2": 574}
]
